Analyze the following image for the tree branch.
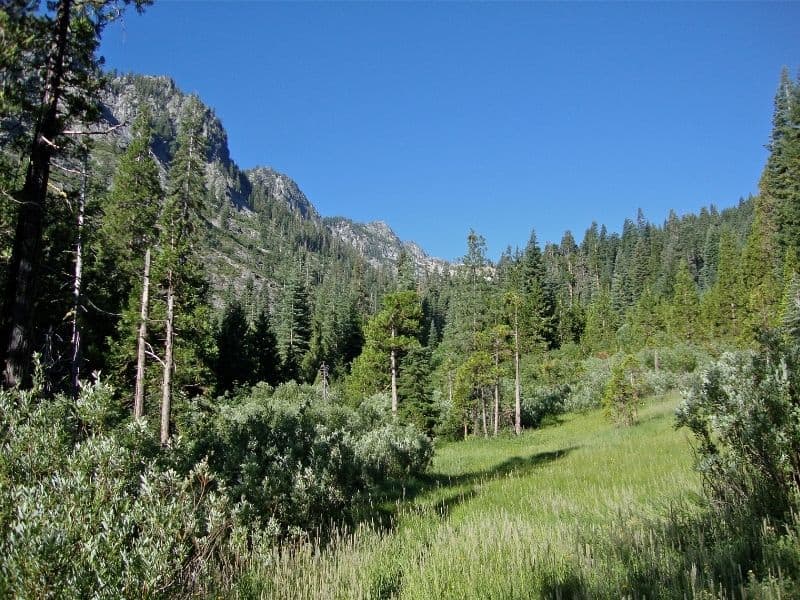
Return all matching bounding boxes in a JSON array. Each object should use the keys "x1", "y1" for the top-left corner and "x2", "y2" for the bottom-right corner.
[
  {"x1": 145, "y1": 342, "x2": 165, "y2": 367},
  {"x1": 62, "y1": 122, "x2": 125, "y2": 136}
]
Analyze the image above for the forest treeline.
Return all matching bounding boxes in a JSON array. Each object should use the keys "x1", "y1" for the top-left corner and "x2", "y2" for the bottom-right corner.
[{"x1": 2, "y1": 2, "x2": 800, "y2": 596}]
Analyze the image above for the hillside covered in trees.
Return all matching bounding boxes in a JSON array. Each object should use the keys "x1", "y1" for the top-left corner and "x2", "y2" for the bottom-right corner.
[{"x1": 2, "y1": 2, "x2": 800, "y2": 598}]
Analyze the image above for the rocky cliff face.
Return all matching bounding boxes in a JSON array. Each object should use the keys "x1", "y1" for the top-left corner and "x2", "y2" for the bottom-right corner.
[
  {"x1": 246, "y1": 166, "x2": 319, "y2": 220},
  {"x1": 98, "y1": 74, "x2": 449, "y2": 296},
  {"x1": 325, "y1": 217, "x2": 449, "y2": 274}
]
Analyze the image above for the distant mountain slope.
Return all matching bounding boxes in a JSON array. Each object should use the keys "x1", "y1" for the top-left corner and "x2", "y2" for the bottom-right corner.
[
  {"x1": 98, "y1": 73, "x2": 448, "y2": 305},
  {"x1": 325, "y1": 217, "x2": 449, "y2": 274}
]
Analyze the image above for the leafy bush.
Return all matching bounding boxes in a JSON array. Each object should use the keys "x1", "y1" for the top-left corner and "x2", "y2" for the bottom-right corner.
[
  {"x1": 0, "y1": 379, "x2": 230, "y2": 599},
  {"x1": 677, "y1": 333, "x2": 800, "y2": 522},
  {"x1": 602, "y1": 354, "x2": 641, "y2": 426},
  {"x1": 0, "y1": 373, "x2": 433, "y2": 597},
  {"x1": 187, "y1": 383, "x2": 432, "y2": 534},
  {"x1": 565, "y1": 355, "x2": 613, "y2": 411},
  {"x1": 355, "y1": 424, "x2": 433, "y2": 482},
  {"x1": 521, "y1": 384, "x2": 569, "y2": 428}
]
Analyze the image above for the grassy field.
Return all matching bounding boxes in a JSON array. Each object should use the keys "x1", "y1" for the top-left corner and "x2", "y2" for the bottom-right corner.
[{"x1": 234, "y1": 394, "x2": 792, "y2": 599}]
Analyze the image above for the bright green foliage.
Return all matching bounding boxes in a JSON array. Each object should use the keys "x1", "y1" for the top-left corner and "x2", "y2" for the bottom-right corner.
[
  {"x1": 447, "y1": 350, "x2": 494, "y2": 438},
  {"x1": 602, "y1": 354, "x2": 640, "y2": 426},
  {"x1": 701, "y1": 228, "x2": 746, "y2": 340},
  {"x1": 397, "y1": 346, "x2": 436, "y2": 434},
  {"x1": 582, "y1": 289, "x2": 617, "y2": 353},
  {"x1": 678, "y1": 332, "x2": 800, "y2": 523},
  {"x1": 665, "y1": 261, "x2": 700, "y2": 342},
  {"x1": 622, "y1": 285, "x2": 664, "y2": 350},
  {"x1": 276, "y1": 266, "x2": 312, "y2": 381},
  {"x1": 741, "y1": 210, "x2": 784, "y2": 337}
]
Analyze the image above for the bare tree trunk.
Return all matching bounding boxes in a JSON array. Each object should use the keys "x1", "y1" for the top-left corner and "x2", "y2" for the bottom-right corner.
[
  {"x1": 134, "y1": 247, "x2": 151, "y2": 418},
  {"x1": 494, "y1": 350, "x2": 500, "y2": 436},
  {"x1": 514, "y1": 305, "x2": 522, "y2": 436},
  {"x1": 653, "y1": 348, "x2": 659, "y2": 374},
  {"x1": 160, "y1": 278, "x2": 175, "y2": 446},
  {"x1": 390, "y1": 326, "x2": 398, "y2": 418},
  {"x1": 69, "y1": 162, "x2": 86, "y2": 398},
  {"x1": 2, "y1": 0, "x2": 73, "y2": 387},
  {"x1": 481, "y1": 389, "x2": 488, "y2": 437}
]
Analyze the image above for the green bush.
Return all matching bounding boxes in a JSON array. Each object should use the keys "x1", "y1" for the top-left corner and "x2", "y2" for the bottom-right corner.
[
  {"x1": 602, "y1": 354, "x2": 641, "y2": 426},
  {"x1": 355, "y1": 424, "x2": 434, "y2": 482},
  {"x1": 677, "y1": 333, "x2": 800, "y2": 522},
  {"x1": 0, "y1": 374, "x2": 434, "y2": 597},
  {"x1": 521, "y1": 384, "x2": 569, "y2": 428},
  {"x1": 0, "y1": 379, "x2": 230, "y2": 599},
  {"x1": 565, "y1": 355, "x2": 613, "y2": 411}
]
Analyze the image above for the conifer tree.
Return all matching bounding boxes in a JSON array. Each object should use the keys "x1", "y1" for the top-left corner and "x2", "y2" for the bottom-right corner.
[
  {"x1": 667, "y1": 260, "x2": 700, "y2": 342},
  {"x1": 157, "y1": 96, "x2": 209, "y2": 444},
  {"x1": 215, "y1": 298, "x2": 253, "y2": 394},
  {"x1": 102, "y1": 107, "x2": 162, "y2": 416},
  {"x1": 702, "y1": 229, "x2": 745, "y2": 340},
  {"x1": 364, "y1": 290, "x2": 424, "y2": 417},
  {"x1": 1, "y1": 0, "x2": 151, "y2": 387},
  {"x1": 277, "y1": 265, "x2": 311, "y2": 381},
  {"x1": 250, "y1": 306, "x2": 281, "y2": 386}
]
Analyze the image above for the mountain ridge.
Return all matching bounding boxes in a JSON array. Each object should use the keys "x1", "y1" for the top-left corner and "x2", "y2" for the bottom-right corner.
[{"x1": 100, "y1": 73, "x2": 448, "y2": 285}]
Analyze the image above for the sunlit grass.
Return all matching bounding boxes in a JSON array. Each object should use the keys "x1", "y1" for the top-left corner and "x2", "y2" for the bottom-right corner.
[{"x1": 233, "y1": 394, "x2": 797, "y2": 599}]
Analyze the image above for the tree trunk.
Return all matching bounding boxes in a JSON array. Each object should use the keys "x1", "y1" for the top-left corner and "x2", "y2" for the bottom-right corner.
[
  {"x1": 390, "y1": 346, "x2": 398, "y2": 418},
  {"x1": 494, "y1": 349, "x2": 500, "y2": 436},
  {"x1": 514, "y1": 305, "x2": 522, "y2": 436},
  {"x1": 2, "y1": 0, "x2": 73, "y2": 388},
  {"x1": 134, "y1": 247, "x2": 151, "y2": 418},
  {"x1": 390, "y1": 325, "x2": 398, "y2": 418},
  {"x1": 160, "y1": 278, "x2": 175, "y2": 446},
  {"x1": 653, "y1": 348, "x2": 659, "y2": 373},
  {"x1": 69, "y1": 162, "x2": 86, "y2": 398},
  {"x1": 481, "y1": 389, "x2": 488, "y2": 437}
]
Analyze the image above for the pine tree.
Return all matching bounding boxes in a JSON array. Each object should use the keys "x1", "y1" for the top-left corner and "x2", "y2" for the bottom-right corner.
[
  {"x1": 762, "y1": 69, "x2": 800, "y2": 262},
  {"x1": 277, "y1": 265, "x2": 311, "y2": 381},
  {"x1": 1, "y1": 0, "x2": 151, "y2": 387},
  {"x1": 157, "y1": 96, "x2": 209, "y2": 445},
  {"x1": 102, "y1": 107, "x2": 162, "y2": 416},
  {"x1": 250, "y1": 307, "x2": 281, "y2": 386},
  {"x1": 702, "y1": 229, "x2": 745, "y2": 340},
  {"x1": 364, "y1": 290, "x2": 424, "y2": 417},
  {"x1": 667, "y1": 260, "x2": 700, "y2": 342},
  {"x1": 215, "y1": 298, "x2": 254, "y2": 394}
]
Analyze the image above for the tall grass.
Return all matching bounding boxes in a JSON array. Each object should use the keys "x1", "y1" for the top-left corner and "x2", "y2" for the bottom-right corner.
[{"x1": 233, "y1": 394, "x2": 799, "y2": 599}]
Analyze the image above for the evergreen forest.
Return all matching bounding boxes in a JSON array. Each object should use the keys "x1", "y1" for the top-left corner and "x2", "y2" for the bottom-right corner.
[{"x1": 2, "y1": 3, "x2": 800, "y2": 598}]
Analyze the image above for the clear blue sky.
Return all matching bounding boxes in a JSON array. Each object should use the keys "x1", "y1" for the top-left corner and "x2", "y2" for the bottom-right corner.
[{"x1": 100, "y1": 1, "x2": 800, "y2": 261}]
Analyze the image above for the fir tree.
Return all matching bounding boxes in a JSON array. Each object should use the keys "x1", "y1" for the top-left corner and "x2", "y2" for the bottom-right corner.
[{"x1": 156, "y1": 96, "x2": 210, "y2": 444}]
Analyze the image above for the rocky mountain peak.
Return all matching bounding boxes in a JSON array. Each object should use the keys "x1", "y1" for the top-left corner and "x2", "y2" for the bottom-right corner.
[{"x1": 245, "y1": 166, "x2": 319, "y2": 220}]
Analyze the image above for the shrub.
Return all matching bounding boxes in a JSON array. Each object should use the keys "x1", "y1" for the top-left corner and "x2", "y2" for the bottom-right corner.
[
  {"x1": 0, "y1": 379, "x2": 230, "y2": 599},
  {"x1": 602, "y1": 354, "x2": 641, "y2": 426},
  {"x1": 354, "y1": 424, "x2": 433, "y2": 483},
  {"x1": 521, "y1": 384, "x2": 569, "y2": 428},
  {"x1": 677, "y1": 333, "x2": 800, "y2": 522},
  {"x1": 565, "y1": 355, "x2": 613, "y2": 411}
]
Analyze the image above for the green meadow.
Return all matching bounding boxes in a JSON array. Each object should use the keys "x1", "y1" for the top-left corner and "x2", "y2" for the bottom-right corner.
[{"x1": 237, "y1": 394, "x2": 760, "y2": 599}]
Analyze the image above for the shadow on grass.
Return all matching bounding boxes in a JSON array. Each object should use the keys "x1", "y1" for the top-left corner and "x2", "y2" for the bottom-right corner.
[
  {"x1": 427, "y1": 445, "x2": 580, "y2": 488},
  {"x1": 350, "y1": 446, "x2": 579, "y2": 538}
]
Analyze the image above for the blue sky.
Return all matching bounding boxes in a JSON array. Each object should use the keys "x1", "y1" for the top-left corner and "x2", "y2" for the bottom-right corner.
[{"x1": 100, "y1": 1, "x2": 800, "y2": 261}]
